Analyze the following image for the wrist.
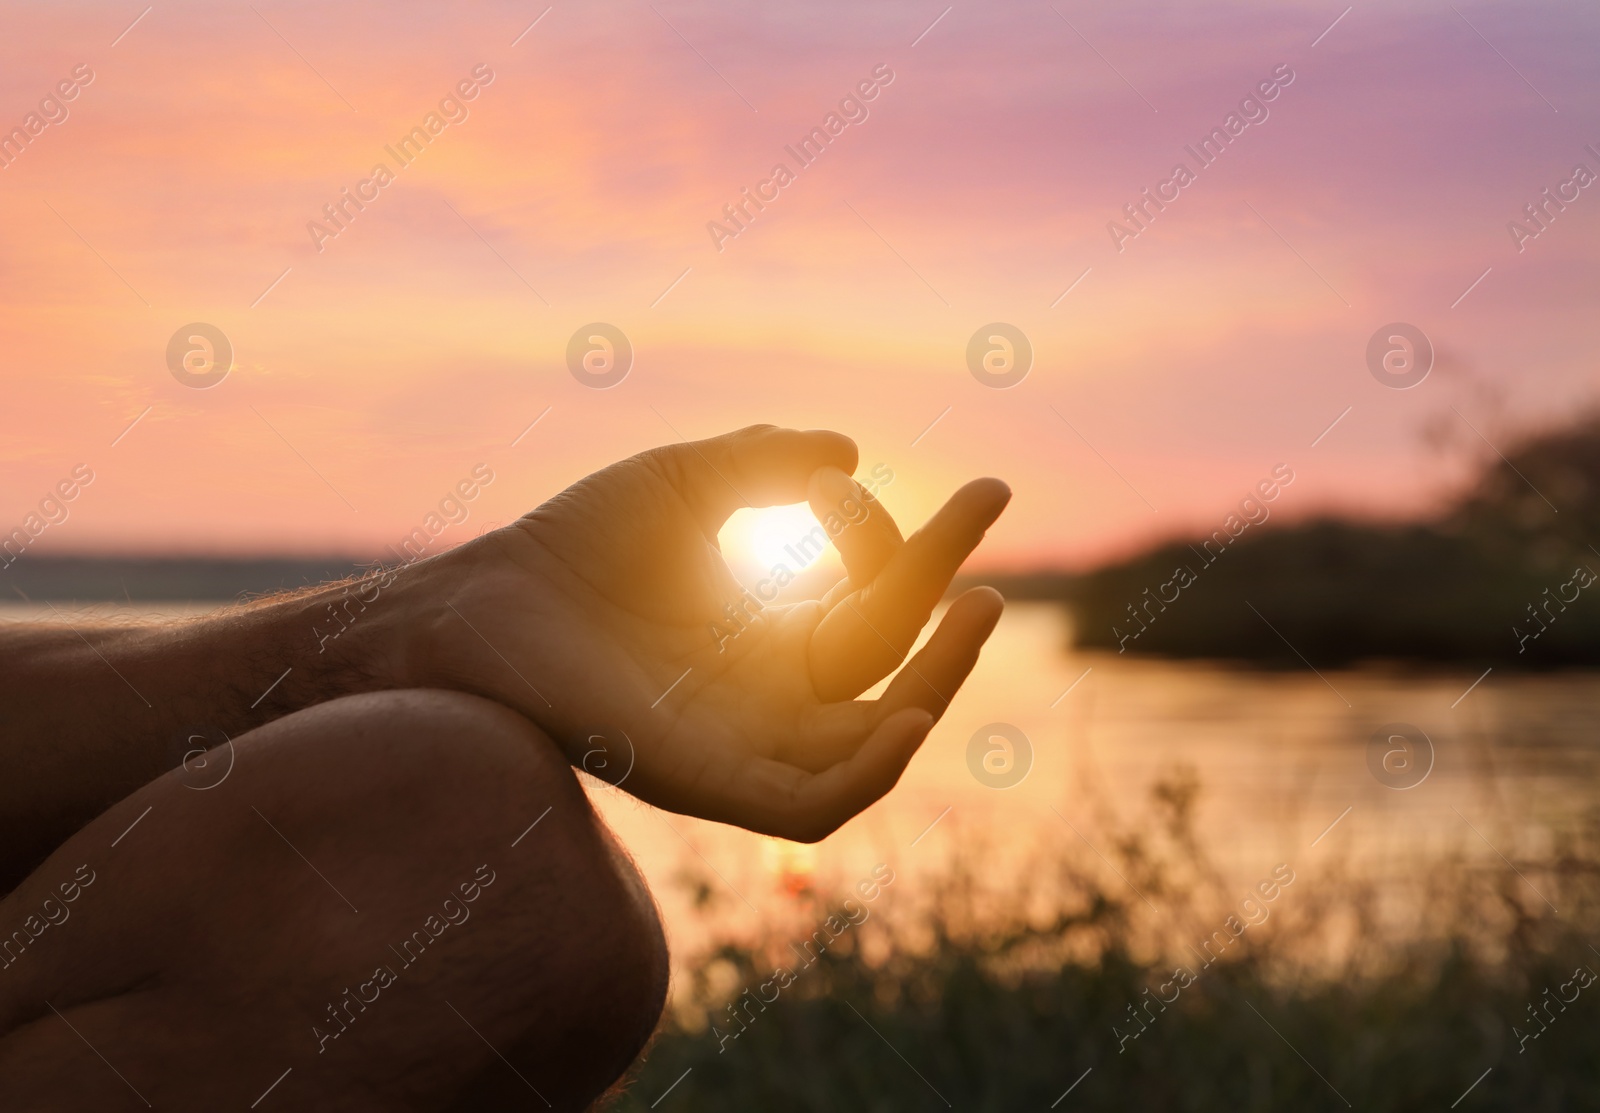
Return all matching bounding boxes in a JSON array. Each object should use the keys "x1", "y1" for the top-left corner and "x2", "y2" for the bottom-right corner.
[
  {"x1": 210, "y1": 565, "x2": 427, "y2": 724},
  {"x1": 285, "y1": 564, "x2": 425, "y2": 696},
  {"x1": 375, "y1": 529, "x2": 561, "y2": 724}
]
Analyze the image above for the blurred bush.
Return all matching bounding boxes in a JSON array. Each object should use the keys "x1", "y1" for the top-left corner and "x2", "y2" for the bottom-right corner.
[
  {"x1": 610, "y1": 771, "x2": 1600, "y2": 1111},
  {"x1": 967, "y1": 414, "x2": 1600, "y2": 666}
]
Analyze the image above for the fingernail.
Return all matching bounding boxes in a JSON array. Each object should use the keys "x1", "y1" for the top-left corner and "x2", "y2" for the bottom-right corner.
[{"x1": 810, "y1": 465, "x2": 862, "y2": 518}]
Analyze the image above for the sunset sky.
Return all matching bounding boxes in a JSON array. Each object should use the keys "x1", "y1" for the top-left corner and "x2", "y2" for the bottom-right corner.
[{"x1": 2, "y1": 0, "x2": 1596, "y2": 569}]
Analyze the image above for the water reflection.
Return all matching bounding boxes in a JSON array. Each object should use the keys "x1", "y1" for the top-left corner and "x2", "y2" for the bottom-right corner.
[{"x1": 585, "y1": 603, "x2": 1600, "y2": 981}]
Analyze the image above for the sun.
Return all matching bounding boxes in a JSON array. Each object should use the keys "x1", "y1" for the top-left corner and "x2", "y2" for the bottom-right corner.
[{"x1": 720, "y1": 504, "x2": 830, "y2": 582}]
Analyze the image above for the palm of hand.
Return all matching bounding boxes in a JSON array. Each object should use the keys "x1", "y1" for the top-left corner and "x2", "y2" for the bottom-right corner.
[{"x1": 437, "y1": 426, "x2": 1009, "y2": 841}]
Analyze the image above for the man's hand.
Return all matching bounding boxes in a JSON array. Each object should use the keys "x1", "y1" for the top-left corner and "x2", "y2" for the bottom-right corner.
[
  {"x1": 0, "y1": 425, "x2": 1008, "y2": 883},
  {"x1": 405, "y1": 425, "x2": 1010, "y2": 841}
]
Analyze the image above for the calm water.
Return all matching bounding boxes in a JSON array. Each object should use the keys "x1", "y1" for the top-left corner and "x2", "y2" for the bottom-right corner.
[
  {"x1": 588, "y1": 604, "x2": 1599, "y2": 970},
  {"x1": 10, "y1": 600, "x2": 1597, "y2": 976}
]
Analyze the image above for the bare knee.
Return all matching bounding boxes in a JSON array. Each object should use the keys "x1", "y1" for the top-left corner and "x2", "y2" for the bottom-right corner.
[
  {"x1": 0, "y1": 690, "x2": 667, "y2": 1112},
  {"x1": 346, "y1": 693, "x2": 670, "y2": 1107},
  {"x1": 266, "y1": 691, "x2": 671, "y2": 1108}
]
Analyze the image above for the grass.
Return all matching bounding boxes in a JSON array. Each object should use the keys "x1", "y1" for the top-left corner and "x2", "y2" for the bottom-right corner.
[{"x1": 609, "y1": 771, "x2": 1600, "y2": 1111}]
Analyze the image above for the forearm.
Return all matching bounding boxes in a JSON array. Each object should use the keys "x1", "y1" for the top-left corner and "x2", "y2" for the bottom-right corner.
[{"x1": 0, "y1": 567, "x2": 423, "y2": 889}]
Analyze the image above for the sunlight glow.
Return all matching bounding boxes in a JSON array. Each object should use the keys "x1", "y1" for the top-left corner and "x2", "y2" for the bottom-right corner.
[
  {"x1": 721, "y1": 504, "x2": 830, "y2": 578},
  {"x1": 760, "y1": 836, "x2": 818, "y2": 897}
]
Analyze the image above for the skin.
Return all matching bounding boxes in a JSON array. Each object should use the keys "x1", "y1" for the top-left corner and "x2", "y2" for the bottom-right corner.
[{"x1": 0, "y1": 424, "x2": 1009, "y2": 1108}]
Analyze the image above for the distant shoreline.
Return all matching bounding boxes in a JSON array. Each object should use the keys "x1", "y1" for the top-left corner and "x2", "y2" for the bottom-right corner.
[
  {"x1": 12, "y1": 401, "x2": 1600, "y2": 674},
  {"x1": 0, "y1": 555, "x2": 374, "y2": 605}
]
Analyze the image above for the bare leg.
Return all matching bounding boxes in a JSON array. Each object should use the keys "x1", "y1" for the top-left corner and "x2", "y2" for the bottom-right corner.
[{"x1": 0, "y1": 691, "x2": 668, "y2": 1111}]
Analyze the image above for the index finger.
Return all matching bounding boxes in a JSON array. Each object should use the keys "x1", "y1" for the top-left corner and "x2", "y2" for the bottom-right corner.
[
  {"x1": 650, "y1": 425, "x2": 858, "y2": 536},
  {"x1": 809, "y1": 477, "x2": 1010, "y2": 702}
]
